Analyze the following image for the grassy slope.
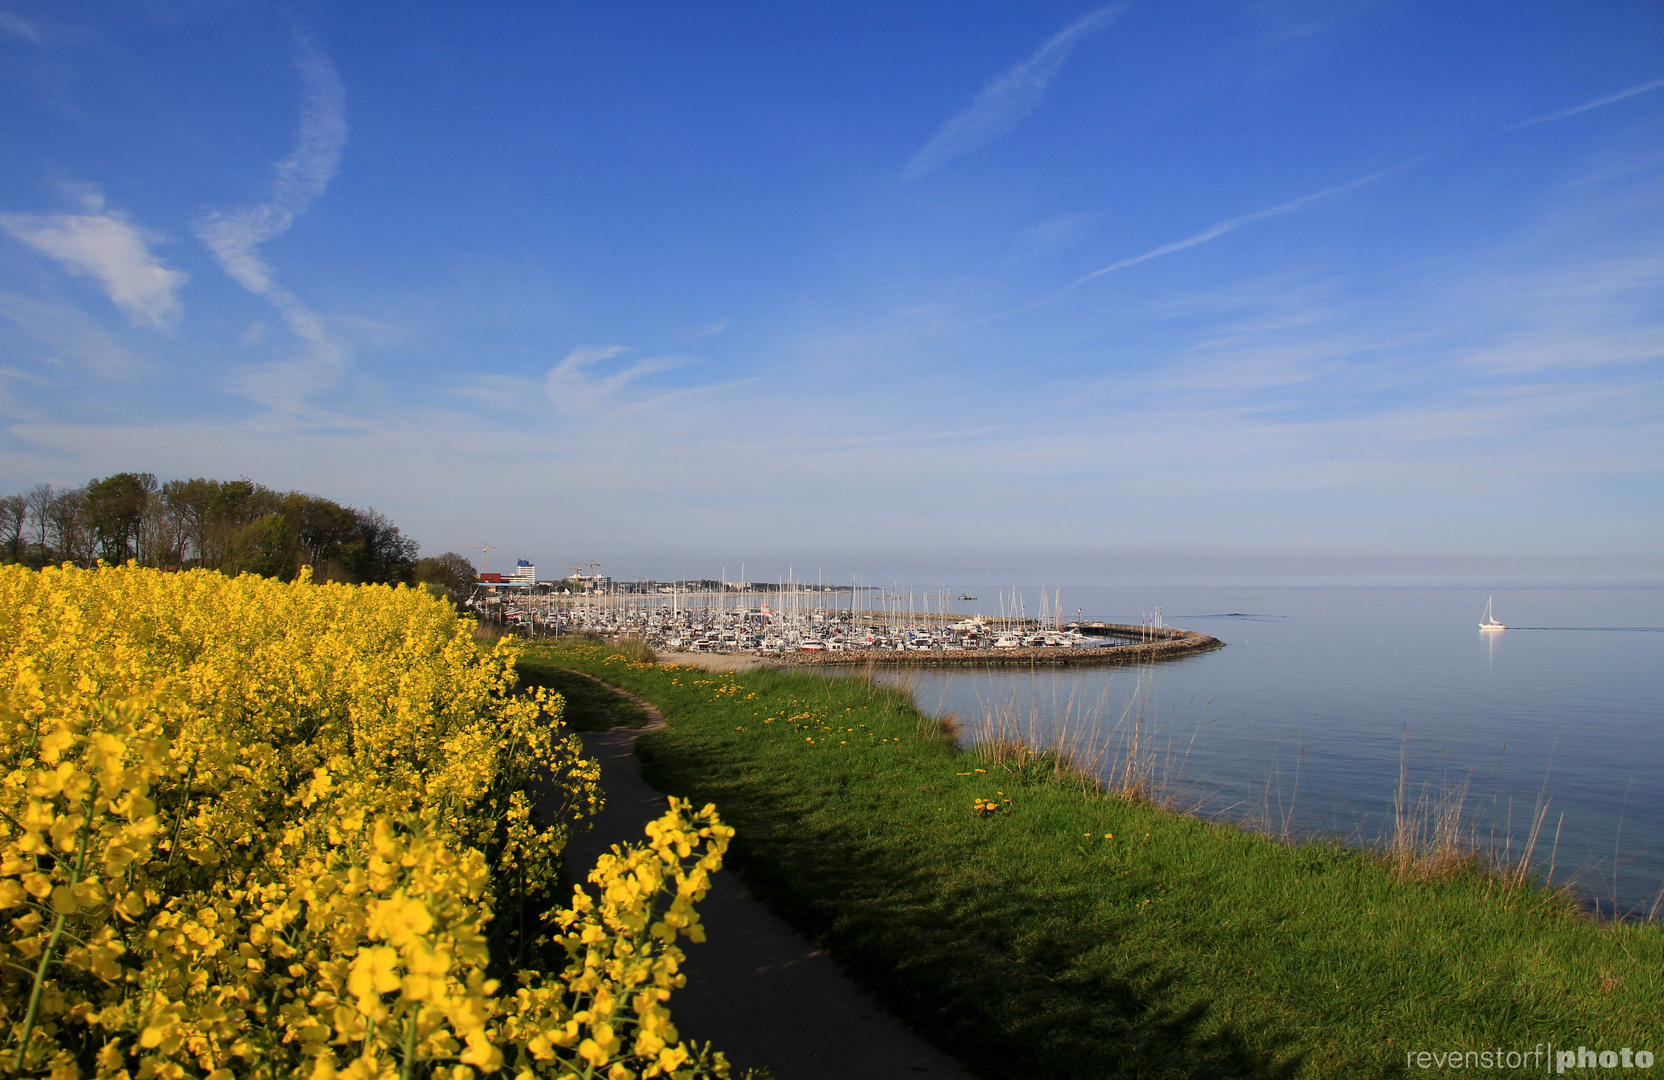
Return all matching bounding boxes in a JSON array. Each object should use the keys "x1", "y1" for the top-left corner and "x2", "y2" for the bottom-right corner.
[
  {"x1": 525, "y1": 642, "x2": 1662, "y2": 1079},
  {"x1": 514, "y1": 651, "x2": 650, "y2": 730}
]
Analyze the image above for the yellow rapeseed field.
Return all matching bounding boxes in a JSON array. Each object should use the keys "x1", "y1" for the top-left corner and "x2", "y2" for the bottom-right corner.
[{"x1": 0, "y1": 564, "x2": 736, "y2": 1080}]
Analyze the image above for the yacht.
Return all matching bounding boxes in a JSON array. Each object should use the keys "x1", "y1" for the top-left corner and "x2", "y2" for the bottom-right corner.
[{"x1": 1480, "y1": 596, "x2": 1506, "y2": 631}]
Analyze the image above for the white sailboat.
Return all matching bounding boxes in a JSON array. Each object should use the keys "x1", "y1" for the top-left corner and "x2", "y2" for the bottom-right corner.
[{"x1": 1480, "y1": 596, "x2": 1506, "y2": 631}]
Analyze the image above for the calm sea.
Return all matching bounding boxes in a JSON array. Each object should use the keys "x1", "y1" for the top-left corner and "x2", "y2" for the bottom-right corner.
[{"x1": 866, "y1": 587, "x2": 1664, "y2": 917}]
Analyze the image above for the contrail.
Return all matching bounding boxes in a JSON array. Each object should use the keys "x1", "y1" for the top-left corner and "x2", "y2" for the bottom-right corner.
[
  {"x1": 197, "y1": 37, "x2": 347, "y2": 298},
  {"x1": 195, "y1": 35, "x2": 351, "y2": 410},
  {"x1": 904, "y1": 4, "x2": 1130, "y2": 181},
  {"x1": 1068, "y1": 74, "x2": 1663, "y2": 289},
  {"x1": 1502, "y1": 76, "x2": 1664, "y2": 133},
  {"x1": 1070, "y1": 163, "x2": 1413, "y2": 287}
]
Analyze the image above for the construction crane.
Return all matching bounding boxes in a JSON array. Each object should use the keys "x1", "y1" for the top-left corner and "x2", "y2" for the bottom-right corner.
[
  {"x1": 567, "y1": 562, "x2": 603, "y2": 595},
  {"x1": 441, "y1": 544, "x2": 498, "y2": 574}
]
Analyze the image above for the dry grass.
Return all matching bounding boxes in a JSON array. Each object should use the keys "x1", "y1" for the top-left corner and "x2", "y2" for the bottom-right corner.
[
  {"x1": 613, "y1": 635, "x2": 657, "y2": 665},
  {"x1": 962, "y1": 662, "x2": 1200, "y2": 802},
  {"x1": 964, "y1": 678, "x2": 1642, "y2": 916},
  {"x1": 1387, "y1": 739, "x2": 1482, "y2": 880},
  {"x1": 899, "y1": 664, "x2": 1656, "y2": 919},
  {"x1": 1378, "y1": 728, "x2": 1584, "y2": 905}
]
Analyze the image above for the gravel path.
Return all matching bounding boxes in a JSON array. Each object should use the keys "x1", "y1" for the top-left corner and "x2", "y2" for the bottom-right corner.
[{"x1": 558, "y1": 684, "x2": 975, "y2": 1080}]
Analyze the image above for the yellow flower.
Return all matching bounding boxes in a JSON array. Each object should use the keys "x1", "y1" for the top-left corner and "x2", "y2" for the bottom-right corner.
[{"x1": 0, "y1": 565, "x2": 732, "y2": 1080}]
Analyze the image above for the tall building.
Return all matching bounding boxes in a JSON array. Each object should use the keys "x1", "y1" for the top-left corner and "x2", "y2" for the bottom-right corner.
[{"x1": 509, "y1": 560, "x2": 536, "y2": 586}]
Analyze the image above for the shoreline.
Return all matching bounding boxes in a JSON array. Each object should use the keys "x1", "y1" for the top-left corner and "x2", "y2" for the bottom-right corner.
[{"x1": 529, "y1": 640, "x2": 1664, "y2": 1077}]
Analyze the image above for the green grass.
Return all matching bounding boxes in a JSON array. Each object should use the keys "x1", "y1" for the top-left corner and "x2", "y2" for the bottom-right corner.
[
  {"x1": 525, "y1": 641, "x2": 1663, "y2": 1079},
  {"x1": 513, "y1": 650, "x2": 650, "y2": 730}
]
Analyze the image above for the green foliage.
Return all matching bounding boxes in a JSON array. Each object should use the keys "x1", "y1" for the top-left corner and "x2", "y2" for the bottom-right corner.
[
  {"x1": 415, "y1": 552, "x2": 481, "y2": 605},
  {"x1": 0, "y1": 475, "x2": 419, "y2": 584},
  {"x1": 84, "y1": 472, "x2": 157, "y2": 564},
  {"x1": 536, "y1": 641, "x2": 1664, "y2": 1080},
  {"x1": 513, "y1": 656, "x2": 651, "y2": 732}
]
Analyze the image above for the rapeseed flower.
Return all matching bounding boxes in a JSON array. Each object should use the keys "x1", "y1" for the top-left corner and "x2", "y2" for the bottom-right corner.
[{"x1": 0, "y1": 565, "x2": 739, "y2": 1079}]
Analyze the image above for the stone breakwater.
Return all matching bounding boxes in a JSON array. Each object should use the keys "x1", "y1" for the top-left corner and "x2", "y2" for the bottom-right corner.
[{"x1": 770, "y1": 627, "x2": 1223, "y2": 668}]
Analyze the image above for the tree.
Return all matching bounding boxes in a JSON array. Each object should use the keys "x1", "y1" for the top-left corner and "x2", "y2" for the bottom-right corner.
[
  {"x1": 24, "y1": 484, "x2": 53, "y2": 566},
  {"x1": 47, "y1": 488, "x2": 90, "y2": 567},
  {"x1": 0, "y1": 494, "x2": 25, "y2": 563},
  {"x1": 414, "y1": 551, "x2": 480, "y2": 605},
  {"x1": 5, "y1": 473, "x2": 424, "y2": 583},
  {"x1": 200, "y1": 479, "x2": 258, "y2": 570},
  {"x1": 349, "y1": 507, "x2": 419, "y2": 584},
  {"x1": 84, "y1": 472, "x2": 157, "y2": 563},
  {"x1": 290, "y1": 494, "x2": 361, "y2": 578},
  {"x1": 229, "y1": 512, "x2": 296, "y2": 579}
]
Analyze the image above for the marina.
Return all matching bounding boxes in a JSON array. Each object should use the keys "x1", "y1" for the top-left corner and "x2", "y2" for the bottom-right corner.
[{"x1": 468, "y1": 580, "x2": 1222, "y2": 665}]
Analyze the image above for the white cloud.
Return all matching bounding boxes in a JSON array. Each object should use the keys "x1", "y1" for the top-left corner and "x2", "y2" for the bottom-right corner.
[
  {"x1": 0, "y1": 189, "x2": 186, "y2": 329},
  {"x1": 196, "y1": 37, "x2": 350, "y2": 409},
  {"x1": 0, "y1": 291, "x2": 142, "y2": 376},
  {"x1": 0, "y1": 11, "x2": 40, "y2": 42},
  {"x1": 1246, "y1": 0, "x2": 1381, "y2": 41},
  {"x1": 0, "y1": 365, "x2": 49, "y2": 421},
  {"x1": 684, "y1": 318, "x2": 729, "y2": 339},
  {"x1": 453, "y1": 373, "x2": 546, "y2": 415},
  {"x1": 544, "y1": 345, "x2": 679, "y2": 417},
  {"x1": 902, "y1": 4, "x2": 1128, "y2": 181}
]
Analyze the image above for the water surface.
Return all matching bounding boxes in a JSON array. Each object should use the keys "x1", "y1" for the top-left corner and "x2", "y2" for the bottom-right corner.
[{"x1": 869, "y1": 587, "x2": 1664, "y2": 916}]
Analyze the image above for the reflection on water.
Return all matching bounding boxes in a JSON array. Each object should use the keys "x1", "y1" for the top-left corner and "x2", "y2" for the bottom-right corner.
[{"x1": 865, "y1": 587, "x2": 1664, "y2": 917}]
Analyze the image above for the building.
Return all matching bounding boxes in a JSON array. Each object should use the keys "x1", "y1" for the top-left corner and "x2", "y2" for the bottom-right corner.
[
  {"x1": 565, "y1": 571, "x2": 611, "y2": 594},
  {"x1": 509, "y1": 560, "x2": 536, "y2": 587}
]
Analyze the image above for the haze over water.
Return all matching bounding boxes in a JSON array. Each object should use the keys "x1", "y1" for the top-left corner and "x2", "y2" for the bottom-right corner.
[{"x1": 875, "y1": 587, "x2": 1664, "y2": 916}]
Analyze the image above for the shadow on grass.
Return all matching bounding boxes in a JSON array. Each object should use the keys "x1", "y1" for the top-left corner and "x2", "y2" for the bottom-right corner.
[
  {"x1": 515, "y1": 657, "x2": 650, "y2": 731},
  {"x1": 636, "y1": 729, "x2": 1307, "y2": 1080}
]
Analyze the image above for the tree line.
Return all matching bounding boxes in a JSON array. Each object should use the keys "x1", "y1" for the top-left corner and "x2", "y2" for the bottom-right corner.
[{"x1": 0, "y1": 473, "x2": 433, "y2": 586}]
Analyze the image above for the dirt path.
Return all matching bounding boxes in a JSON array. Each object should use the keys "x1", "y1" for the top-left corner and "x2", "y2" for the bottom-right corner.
[
  {"x1": 558, "y1": 684, "x2": 975, "y2": 1080},
  {"x1": 651, "y1": 650, "x2": 775, "y2": 673}
]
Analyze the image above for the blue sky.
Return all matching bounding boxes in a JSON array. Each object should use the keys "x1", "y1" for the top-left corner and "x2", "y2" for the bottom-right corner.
[{"x1": 1, "y1": 1, "x2": 1660, "y2": 585}]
